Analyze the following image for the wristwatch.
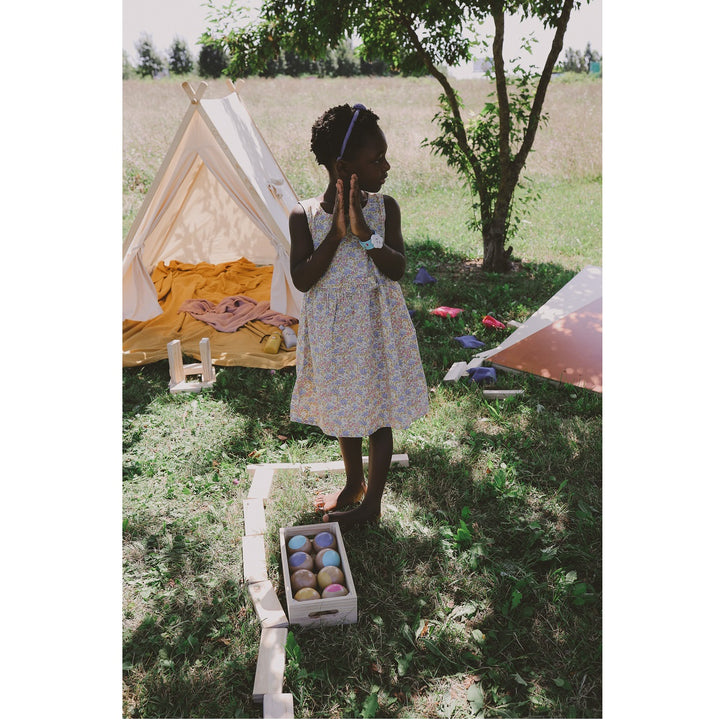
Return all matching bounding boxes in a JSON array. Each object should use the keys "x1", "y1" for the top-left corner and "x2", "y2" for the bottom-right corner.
[{"x1": 359, "y1": 233, "x2": 384, "y2": 250}]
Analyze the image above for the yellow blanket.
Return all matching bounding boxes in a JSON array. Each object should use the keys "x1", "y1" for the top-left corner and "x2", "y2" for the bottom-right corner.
[{"x1": 123, "y1": 258, "x2": 298, "y2": 369}]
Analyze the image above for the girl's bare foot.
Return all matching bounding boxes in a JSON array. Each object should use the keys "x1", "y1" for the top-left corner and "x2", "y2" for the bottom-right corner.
[
  {"x1": 322, "y1": 503, "x2": 380, "y2": 531},
  {"x1": 313, "y1": 482, "x2": 366, "y2": 512}
]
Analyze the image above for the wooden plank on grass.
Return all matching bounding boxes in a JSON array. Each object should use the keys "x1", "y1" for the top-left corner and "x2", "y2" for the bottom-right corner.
[
  {"x1": 263, "y1": 693, "x2": 294, "y2": 718},
  {"x1": 443, "y1": 361, "x2": 468, "y2": 382},
  {"x1": 482, "y1": 389, "x2": 525, "y2": 400},
  {"x1": 252, "y1": 627, "x2": 288, "y2": 702},
  {"x1": 242, "y1": 534, "x2": 268, "y2": 584},
  {"x1": 307, "y1": 454, "x2": 409, "y2": 472},
  {"x1": 305, "y1": 460, "x2": 346, "y2": 473},
  {"x1": 247, "y1": 455, "x2": 410, "y2": 479},
  {"x1": 243, "y1": 498, "x2": 267, "y2": 536},
  {"x1": 247, "y1": 466, "x2": 275, "y2": 501},
  {"x1": 390, "y1": 453, "x2": 410, "y2": 467},
  {"x1": 248, "y1": 580, "x2": 289, "y2": 628}
]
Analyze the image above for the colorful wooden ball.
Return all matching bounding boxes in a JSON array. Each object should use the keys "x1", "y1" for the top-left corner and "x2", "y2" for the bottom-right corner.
[
  {"x1": 317, "y1": 565, "x2": 345, "y2": 590},
  {"x1": 315, "y1": 548, "x2": 341, "y2": 570},
  {"x1": 287, "y1": 535, "x2": 312, "y2": 555},
  {"x1": 290, "y1": 568, "x2": 317, "y2": 593},
  {"x1": 288, "y1": 551, "x2": 314, "y2": 573},
  {"x1": 293, "y1": 587, "x2": 321, "y2": 602},
  {"x1": 321, "y1": 583, "x2": 348, "y2": 598},
  {"x1": 312, "y1": 531, "x2": 337, "y2": 553}
]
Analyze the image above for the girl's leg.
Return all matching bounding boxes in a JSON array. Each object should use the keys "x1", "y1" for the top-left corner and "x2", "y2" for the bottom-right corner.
[
  {"x1": 323, "y1": 426, "x2": 392, "y2": 529},
  {"x1": 313, "y1": 436, "x2": 366, "y2": 511}
]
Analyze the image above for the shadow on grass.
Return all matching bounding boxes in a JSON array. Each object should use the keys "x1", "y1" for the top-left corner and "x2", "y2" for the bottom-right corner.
[
  {"x1": 402, "y1": 238, "x2": 580, "y2": 387},
  {"x1": 122, "y1": 250, "x2": 601, "y2": 718},
  {"x1": 123, "y1": 512, "x2": 262, "y2": 718},
  {"x1": 382, "y1": 396, "x2": 600, "y2": 715},
  {"x1": 123, "y1": 362, "x2": 172, "y2": 416},
  {"x1": 258, "y1": 399, "x2": 601, "y2": 716}
]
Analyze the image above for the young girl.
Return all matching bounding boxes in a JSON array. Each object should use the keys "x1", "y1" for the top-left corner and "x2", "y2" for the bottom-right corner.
[{"x1": 289, "y1": 103, "x2": 429, "y2": 530}]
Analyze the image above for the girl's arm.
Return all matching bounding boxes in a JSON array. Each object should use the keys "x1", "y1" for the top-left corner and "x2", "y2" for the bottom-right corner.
[
  {"x1": 365, "y1": 194, "x2": 406, "y2": 281},
  {"x1": 347, "y1": 175, "x2": 406, "y2": 281},
  {"x1": 289, "y1": 181, "x2": 346, "y2": 292}
]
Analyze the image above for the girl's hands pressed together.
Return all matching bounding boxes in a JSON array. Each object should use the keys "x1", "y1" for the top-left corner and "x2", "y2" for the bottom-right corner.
[
  {"x1": 348, "y1": 174, "x2": 372, "y2": 241},
  {"x1": 330, "y1": 178, "x2": 347, "y2": 240}
]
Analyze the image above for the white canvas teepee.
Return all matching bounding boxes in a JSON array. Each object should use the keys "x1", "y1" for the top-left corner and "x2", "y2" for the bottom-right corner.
[{"x1": 122, "y1": 80, "x2": 303, "y2": 323}]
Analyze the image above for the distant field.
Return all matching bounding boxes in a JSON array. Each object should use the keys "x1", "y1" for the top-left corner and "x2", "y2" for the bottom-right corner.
[{"x1": 123, "y1": 75, "x2": 601, "y2": 268}]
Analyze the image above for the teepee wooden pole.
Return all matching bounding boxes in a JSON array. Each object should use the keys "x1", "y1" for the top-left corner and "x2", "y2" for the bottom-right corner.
[{"x1": 181, "y1": 81, "x2": 208, "y2": 104}]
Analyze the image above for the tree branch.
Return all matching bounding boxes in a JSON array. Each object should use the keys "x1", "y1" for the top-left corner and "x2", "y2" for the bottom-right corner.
[
  {"x1": 491, "y1": 2, "x2": 511, "y2": 184},
  {"x1": 511, "y1": 0, "x2": 575, "y2": 178},
  {"x1": 392, "y1": 8, "x2": 488, "y2": 207}
]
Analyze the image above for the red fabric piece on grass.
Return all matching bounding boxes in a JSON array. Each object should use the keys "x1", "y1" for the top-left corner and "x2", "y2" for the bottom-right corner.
[{"x1": 431, "y1": 306, "x2": 463, "y2": 318}]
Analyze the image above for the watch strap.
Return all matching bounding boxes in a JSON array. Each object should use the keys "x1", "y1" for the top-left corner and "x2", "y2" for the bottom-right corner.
[{"x1": 360, "y1": 233, "x2": 384, "y2": 250}]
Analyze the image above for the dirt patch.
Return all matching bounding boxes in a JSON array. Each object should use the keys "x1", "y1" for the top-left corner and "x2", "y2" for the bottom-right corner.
[{"x1": 442, "y1": 258, "x2": 523, "y2": 281}]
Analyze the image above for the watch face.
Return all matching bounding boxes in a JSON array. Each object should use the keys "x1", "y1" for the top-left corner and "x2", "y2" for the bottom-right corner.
[{"x1": 371, "y1": 234, "x2": 384, "y2": 248}]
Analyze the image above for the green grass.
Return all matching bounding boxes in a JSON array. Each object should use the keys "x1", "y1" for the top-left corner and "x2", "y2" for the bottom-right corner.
[{"x1": 123, "y1": 75, "x2": 601, "y2": 718}]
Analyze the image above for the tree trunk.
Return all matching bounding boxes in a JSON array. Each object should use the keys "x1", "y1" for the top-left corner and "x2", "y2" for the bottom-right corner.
[
  {"x1": 483, "y1": 217, "x2": 513, "y2": 273},
  {"x1": 481, "y1": 0, "x2": 576, "y2": 273}
]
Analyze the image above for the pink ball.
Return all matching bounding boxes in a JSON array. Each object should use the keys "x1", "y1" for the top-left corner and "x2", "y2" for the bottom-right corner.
[{"x1": 321, "y1": 583, "x2": 348, "y2": 598}]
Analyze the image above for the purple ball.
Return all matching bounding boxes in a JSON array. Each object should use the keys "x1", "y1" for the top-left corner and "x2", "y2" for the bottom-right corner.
[
  {"x1": 288, "y1": 551, "x2": 313, "y2": 573},
  {"x1": 312, "y1": 531, "x2": 337, "y2": 553}
]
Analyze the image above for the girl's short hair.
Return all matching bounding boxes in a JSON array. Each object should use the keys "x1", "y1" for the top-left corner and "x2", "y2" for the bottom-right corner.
[{"x1": 310, "y1": 104, "x2": 380, "y2": 168}]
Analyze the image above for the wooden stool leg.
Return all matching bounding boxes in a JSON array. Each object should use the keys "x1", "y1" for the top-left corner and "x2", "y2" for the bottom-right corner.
[
  {"x1": 167, "y1": 340, "x2": 184, "y2": 386},
  {"x1": 199, "y1": 337, "x2": 213, "y2": 382}
]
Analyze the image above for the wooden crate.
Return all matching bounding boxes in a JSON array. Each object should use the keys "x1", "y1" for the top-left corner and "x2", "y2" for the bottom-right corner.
[{"x1": 279, "y1": 522, "x2": 357, "y2": 626}]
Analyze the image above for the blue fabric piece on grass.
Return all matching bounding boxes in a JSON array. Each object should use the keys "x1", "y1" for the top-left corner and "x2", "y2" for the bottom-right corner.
[
  {"x1": 413, "y1": 267, "x2": 437, "y2": 284},
  {"x1": 466, "y1": 366, "x2": 497, "y2": 384},
  {"x1": 454, "y1": 335, "x2": 486, "y2": 349}
]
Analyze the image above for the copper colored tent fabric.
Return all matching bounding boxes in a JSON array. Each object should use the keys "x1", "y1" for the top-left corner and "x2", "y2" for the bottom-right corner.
[
  {"x1": 489, "y1": 296, "x2": 602, "y2": 392},
  {"x1": 122, "y1": 258, "x2": 298, "y2": 369},
  {"x1": 478, "y1": 265, "x2": 602, "y2": 392}
]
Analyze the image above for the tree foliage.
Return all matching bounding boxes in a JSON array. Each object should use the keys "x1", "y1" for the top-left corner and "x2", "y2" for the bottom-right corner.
[
  {"x1": 203, "y1": 0, "x2": 591, "y2": 271},
  {"x1": 562, "y1": 42, "x2": 601, "y2": 73},
  {"x1": 122, "y1": 49, "x2": 134, "y2": 80},
  {"x1": 256, "y1": 39, "x2": 362, "y2": 78},
  {"x1": 425, "y1": 35, "x2": 545, "y2": 245},
  {"x1": 168, "y1": 36, "x2": 195, "y2": 75},
  {"x1": 198, "y1": 43, "x2": 228, "y2": 78},
  {"x1": 135, "y1": 33, "x2": 164, "y2": 78}
]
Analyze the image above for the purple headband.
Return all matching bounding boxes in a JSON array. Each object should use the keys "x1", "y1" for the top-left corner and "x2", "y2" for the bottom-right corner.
[{"x1": 337, "y1": 103, "x2": 366, "y2": 161}]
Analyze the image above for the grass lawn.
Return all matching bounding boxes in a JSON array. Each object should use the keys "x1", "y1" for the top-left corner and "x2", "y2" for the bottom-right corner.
[{"x1": 123, "y1": 74, "x2": 601, "y2": 718}]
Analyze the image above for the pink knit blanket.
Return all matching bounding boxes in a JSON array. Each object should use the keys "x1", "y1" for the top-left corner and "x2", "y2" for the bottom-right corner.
[{"x1": 179, "y1": 295, "x2": 297, "y2": 333}]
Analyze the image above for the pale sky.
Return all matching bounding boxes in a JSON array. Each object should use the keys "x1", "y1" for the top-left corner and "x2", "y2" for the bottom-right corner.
[{"x1": 123, "y1": 0, "x2": 603, "y2": 73}]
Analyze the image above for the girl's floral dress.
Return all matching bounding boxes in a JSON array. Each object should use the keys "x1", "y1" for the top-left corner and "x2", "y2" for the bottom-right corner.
[{"x1": 290, "y1": 193, "x2": 429, "y2": 437}]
